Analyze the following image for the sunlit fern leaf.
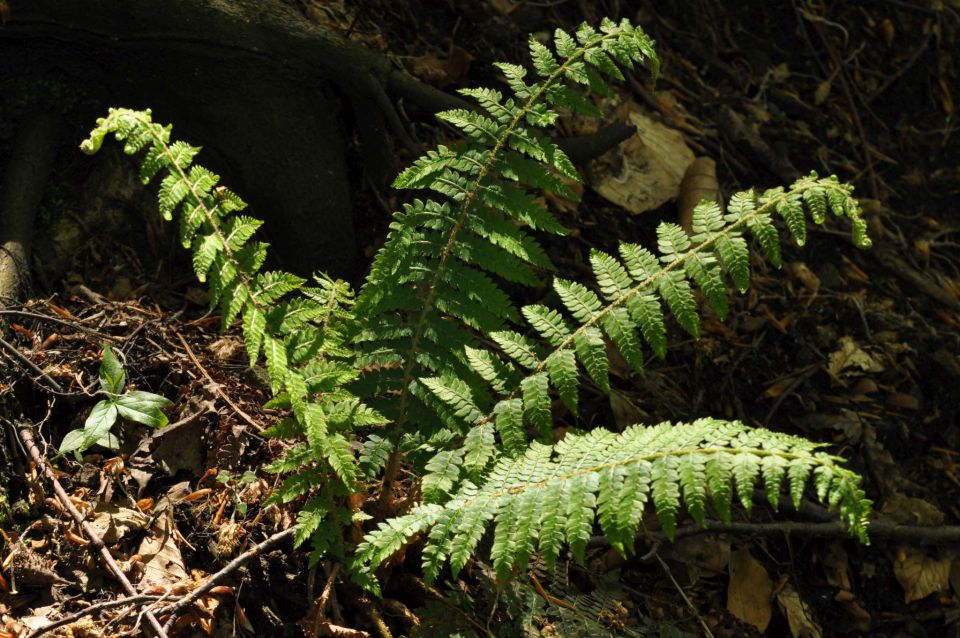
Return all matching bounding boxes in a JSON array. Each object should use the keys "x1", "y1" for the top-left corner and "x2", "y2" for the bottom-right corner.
[
  {"x1": 358, "y1": 419, "x2": 871, "y2": 580},
  {"x1": 82, "y1": 108, "x2": 376, "y2": 570}
]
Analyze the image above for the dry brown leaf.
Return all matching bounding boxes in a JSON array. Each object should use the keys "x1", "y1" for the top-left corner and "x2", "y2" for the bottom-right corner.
[
  {"x1": 727, "y1": 548, "x2": 773, "y2": 632},
  {"x1": 886, "y1": 392, "x2": 920, "y2": 410},
  {"x1": 138, "y1": 484, "x2": 190, "y2": 589},
  {"x1": 950, "y1": 559, "x2": 960, "y2": 598},
  {"x1": 662, "y1": 536, "x2": 730, "y2": 584},
  {"x1": 87, "y1": 502, "x2": 150, "y2": 544},
  {"x1": 677, "y1": 157, "x2": 719, "y2": 233},
  {"x1": 827, "y1": 336, "x2": 884, "y2": 378},
  {"x1": 788, "y1": 262, "x2": 821, "y2": 294},
  {"x1": 776, "y1": 583, "x2": 822, "y2": 638},
  {"x1": 814, "y1": 80, "x2": 832, "y2": 106},
  {"x1": 822, "y1": 542, "x2": 852, "y2": 591},
  {"x1": 319, "y1": 622, "x2": 371, "y2": 637},
  {"x1": 0, "y1": 0, "x2": 9, "y2": 24},
  {"x1": 588, "y1": 103, "x2": 694, "y2": 215},
  {"x1": 881, "y1": 493, "x2": 945, "y2": 526},
  {"x1": 609, "y1": 390, "x2": 647, "y2": 429},
  {"x1": 893, "y1": 547, "x2": 951, "y2": 603}
]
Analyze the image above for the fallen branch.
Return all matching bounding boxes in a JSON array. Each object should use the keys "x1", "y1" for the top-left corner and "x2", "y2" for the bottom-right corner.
[
  {"x1": 0, "y1": 335, "x2": 63, "y2": 393},
  {"x1": 588, "y1": 518, "x2": 960, "y2": 556},
  {"x1": 159, "y1": 526, "x2": 296, "y2": 633},
  {"x1": 17, "y1": 423, "x2": 170, "y2": 638}
]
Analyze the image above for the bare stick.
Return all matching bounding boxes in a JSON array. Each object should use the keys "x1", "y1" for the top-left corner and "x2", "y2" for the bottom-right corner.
[
  {"x1": 175, "y1": 332, "x2": 260, "y2": 429},
  {"x1": 160, "y1": 527, "x2": 295, "y2": 632},
  {"x1": 0, "y1": 335, "x2": 63, "y2": 392},
  {"x1": 25, "y1": 595, "x2": 164, "y2": 638},
  {"x1": 17, "y1": 423, "x2": 170, "y2": 638}
]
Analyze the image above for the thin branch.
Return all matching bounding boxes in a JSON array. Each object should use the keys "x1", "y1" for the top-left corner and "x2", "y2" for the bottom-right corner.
[
  {"x1": 0, "y1": 336, "x2": 63, "y2": 392},
  {"x1": 174, "y1": 332, "x2": 261, "y2": 430},
  {"x1": 17, "y1": 423, "x2": 170, "y2": 638},
  {"x1": 160, "y1": 527, "x2": 295, "y2": 633},
  {"x1": 25, "y1": 595, "x2": 164, "y2": 638}
]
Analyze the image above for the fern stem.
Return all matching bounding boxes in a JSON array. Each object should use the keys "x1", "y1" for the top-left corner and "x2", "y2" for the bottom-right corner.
[{"x1": 379, "y1": 31, "x2": 627, "y2": 506}]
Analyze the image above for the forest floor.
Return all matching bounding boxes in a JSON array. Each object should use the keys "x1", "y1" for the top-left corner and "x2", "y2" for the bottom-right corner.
[{"x1": 1, "y1": 0, "x2": 959, "y2": 637}]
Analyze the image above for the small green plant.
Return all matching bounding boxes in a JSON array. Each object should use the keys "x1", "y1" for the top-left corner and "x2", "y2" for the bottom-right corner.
[
  {"x1": 79, "y1": 16, "x2": 872, "y2": 597},
  {"x1": 59, "y1": 344, "x2": 172, "y2": 459}
]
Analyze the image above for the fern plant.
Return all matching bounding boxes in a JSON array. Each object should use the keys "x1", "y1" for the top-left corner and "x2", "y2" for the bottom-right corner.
[{"x1": 81, "y1": 16, "x2": 872, "y2": 600}]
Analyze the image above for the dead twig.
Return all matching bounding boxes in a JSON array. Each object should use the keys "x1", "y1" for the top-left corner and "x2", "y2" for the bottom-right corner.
[
  {"x1": 174, "y1": 331, "x2": 261, "y2": 430},
  {"x1": 25, "y1": 595, "x2": 164, "y2": 638},
  {"x1": 17, "y1": 423, "x2": 170, "y2": 638},
  {"x1": 159, "y1": 527, "x2": 296, "y2": 633},
  {"x1": 0, "y1": 335, "x2": 63, "y2": 392}
]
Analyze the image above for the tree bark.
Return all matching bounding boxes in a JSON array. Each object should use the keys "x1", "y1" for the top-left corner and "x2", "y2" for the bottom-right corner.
[{"x1": 0, "y1": 111, "x2": 59, "y2": 304}]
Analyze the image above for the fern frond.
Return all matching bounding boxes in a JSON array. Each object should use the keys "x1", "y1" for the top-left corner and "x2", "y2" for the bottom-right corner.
[
  {"x1": 353, "y1": 19, "x2": 660, "y2": 462},
  {"x1": 430, "y1": 175, "x2": 871, "y2": 450},
  {"x1": 81, "y1": 109, "x2": 377, "y2": 561},
  {"x1": 357, "y1": 419, "x2": 870, "y2": 581}
]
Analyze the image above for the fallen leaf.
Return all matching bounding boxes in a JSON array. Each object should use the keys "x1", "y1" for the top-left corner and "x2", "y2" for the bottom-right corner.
[
  {"x1": 87, "y1": 502, "x2": 150, "y2": 544},
  {"x1": 788, "y1": 262, "x2": 821, "y2": 294},
  {"x1": 588, "y1": 103, "x2": 695, "y2": 215},
  {"x1": 662, "y1": 536, "x2": 730, "y2": 584},
  {"x1": 138, "y1": 484, "x2": 191, "y2": 588},
  {"x1": 814, "y1": 80, "x2": 832, "y2": 106},
  {"x1": 776, "y1": 582, "x2": 822, "y2": 638},
  {"x1": 881, "y1": 493, "x2": 945, "y2": 526},
  {"x1": 886, "y1": 392, "x2": 920, "y2": 410},
  {"x1": 827, "y1": 336, "x2": 884, "y2": 378},
  {"x1": 893, "y1": 547, "x2": 951, "y2": 603},
  {"x1": 822, "y1": 542, "x2": 852, "y2": 591},
  {"x1": 727, "y1": 548, "x2": 773, "y2": 632},
  {"x1": 609, "y1": 390, "x2": 647, "y2": 429},
  {"x1": 318, "y1": 622, "x2": 371, "y2": 637},
  {"x1": 950, "y1": 559, "x2": 960, "y2": 598}
]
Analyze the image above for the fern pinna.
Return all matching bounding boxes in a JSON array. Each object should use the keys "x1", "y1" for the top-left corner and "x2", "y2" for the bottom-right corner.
[{"x1": 81, "y1": 16, "x2": 872, "y2": 598}]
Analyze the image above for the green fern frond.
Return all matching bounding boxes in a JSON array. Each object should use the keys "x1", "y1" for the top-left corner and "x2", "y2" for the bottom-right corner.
[
  {"x1": 357, "y1": 419, "x2": 870, "y2": 582},
  {"x1": 353, "y1": 18, "x2": 659, "y2": 453},
  {"x1": 81, "y1": 109, "x2": 377, "y2": 559},
  {"x1": 428, "y1": 175, "x2": 870, "y2": 453}
]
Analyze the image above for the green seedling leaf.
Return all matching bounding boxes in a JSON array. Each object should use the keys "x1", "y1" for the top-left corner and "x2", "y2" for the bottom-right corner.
[
  {"x1": 95, "y1": 432, "x2": 121, "y2": 450},
  {"x1": 58, "y1": 429, "x2": 89, "y2": 459},
  {"x1": 98, "y1": 344, "x2": 126, "y2": 395},
  {"x1": 61, "y1": 400, "x2": 120, "y2": 458},
  {"x1": 115, "y1": 391, "x2": 172, "y2": 428}
]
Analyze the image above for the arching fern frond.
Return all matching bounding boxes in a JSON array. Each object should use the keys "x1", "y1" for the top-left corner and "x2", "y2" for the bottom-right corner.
[
  {"x1": 353, "y1": 19, "x2": 659, "y2": 454},
  {"x1": 81, "y1": 110, "x2": 384, "y2": 565},
  {"x1": 424, "y1": 174, "x2": 871, "y2": 464},
  {"x1": 357, "y1": 418, "x2": 870, "y2": 586}
]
